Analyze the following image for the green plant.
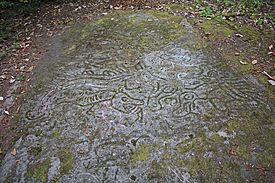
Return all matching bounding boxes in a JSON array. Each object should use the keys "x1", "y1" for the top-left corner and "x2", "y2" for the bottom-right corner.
[
  {"x1": 200, "y1": 6, "x2": 214, "y2": 17},
  {"x1": 217, "y1": 0, "x2": 234, "y2": 6},
  {"x1": 0, "y1": 0, "x2": 14, "y2": 8},
  {"x1": 240, "y1": 0, "x2": 263, "y2": 10}
]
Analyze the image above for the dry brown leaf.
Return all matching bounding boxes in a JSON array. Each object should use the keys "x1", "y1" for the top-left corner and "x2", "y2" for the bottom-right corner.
[
  {"x1": 240, "y1": 60, "x2": 248, "y2": 65},
  {"x1": 11, "y1": 148, "x2": 16, "y2": 156},
  {"x1": 26, "y1": 66, "x2": 34, "y2": 72},
  {"x1": 229, "y1": 148, "x2": 237, "y2": 156},
  {"x1": 263, "y1": 71, "x2": 275, "y2": 80},
  {"x1": 235, "y1": 33, "x2": 243, "y2": 37}
]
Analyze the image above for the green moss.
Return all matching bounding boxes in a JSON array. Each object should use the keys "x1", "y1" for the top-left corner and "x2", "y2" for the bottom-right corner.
[
  {"x1": 211, "y1": 133, "x2": 223, "y2": 143},
  {"x1": 176, "y1": 132, "x2": 209, "y2": 154},
  {"x1": 185, "y1": 157, "x2": 218, "y2": 180},
  {"x1": 147, "y1": 10, "x2": 183, "y2": 24},
  {"x1": 130, "y1": 144, "x2": 152, "y2": 163},
  {"x1": 11, "y1": 112, "x2": 20, "y2": 123},
  {"x1": 147, "y1": 160, "x2": 167, "y2": 181},
  {"x1": 161, "y1": 152, "x2": 172, "y2": 160},
  {"x1": 34, "y1": 129, "x2": 43, "y2": 137},
  {"x1": 226, "y1": 111, "x2": 275, "y2": 168},
  {"x1": 183, "y1": 156, "x2": 243, "y2": 182},
  {"x1": 168, "y1": 3, "x2": 194, "y2": 12},
  {"x1": 28, "y1": 10, "x2": 187, "y2": 95},
  {"x1": 183, "y1": 39, "x2": 208, "y2": 52},
  {"x1": 176, "y1": 139, "x2": 194, "y2": 154},
  {"x1": 59, "y1": 149, "x2": 74, "y2": 175},
  {"x1": 256, "y1": 128, "x2": 275, "y2": 164},
  {"x1": 198, "y1": 19, "x2": 234, "y2": 38},
  {"x1": 257, "y1": 75, "x2": 275, "y2": 98},
  {"x1": 238, "y1": 25, "x2": 261, "y2": 42},
  {"x1": 208, "y1": 123, "x2": 222, "y2": 132},
  {"x1": 26, "y1": 159, "x2": 51, "y2": 183},
  {"x1": 64, "y1": 45, "x2": 76, "y2": 54},
  {"x1": 50, "y1": 176, "x2": 60, "y2": 183},
  {"x1": 237, "y1": 144, "x2": 249, "y2": 159},
  {"x1": 71, "y1": 10, "x2": 185, "y2": 55},
  {"x1": 29, "y1": 145, "x2": 43, "y2": 158},
  {"x1": 226, "y1": 120, "x2": 239, "y2": 134},
  {"x1": 202, "y1": 114, "x2": 212, "y2": 121},
  {"x1": 236, "y1": 62, "x2": 254, "y2": 73},
  {"x1": 52, "y1": 131, "x2": 61, "y2": 138}
]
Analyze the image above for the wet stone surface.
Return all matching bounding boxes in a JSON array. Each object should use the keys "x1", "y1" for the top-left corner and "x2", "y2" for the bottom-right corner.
[{"x1": 1, "y1": 11, "x2": 274, "y2": 182}]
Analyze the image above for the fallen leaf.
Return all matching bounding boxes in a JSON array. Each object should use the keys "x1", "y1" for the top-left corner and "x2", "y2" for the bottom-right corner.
[
  {"x1": 4, "y1": 110, "x2": 10, "y2": 115},
  {"x1": 263, "y1": 71, "x2": 275, "y2": 80},
  {"x1": 268, "y1": 80, "x2": 275, "y2": 86},
  {"x1": 240, "y1": 60, "x2": 248, "y2": 65},
  {"x1": 251, "y1": 60, "x2": 258, "y2": 65},
  {"x1": 256, "y1": 165, "x2": 267, "y2": 175},
  {"x1": 235, "y1": 33, "x2": 243, "y2": 37},
  {"x1": 11, "y1": 148, "x2": 16, "y2": 156},
  {"x1": 269, "y1": 44, "x2": 273, "y2": 50},
  {"x1": 0, "y1": 96, "x2": 4, "y2": 101},
  {"x1": 268, "y1": 51, "x2": 274, "y2": 55},
  {"x1": 234, "y1": 52, "x2": 240, "y2": 56},
  {"x1": 26, "y1": 66, "x2": 34, "y2": 72},
  {"x1": 229, "y1": 148, "x2": 237, "y2": 156}
]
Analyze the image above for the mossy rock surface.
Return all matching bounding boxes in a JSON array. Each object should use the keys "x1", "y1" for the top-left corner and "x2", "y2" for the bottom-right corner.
[
  {"x1": 26, "y1": 159, "x2": 51, "y2": 183},
  {"x1": 0, "y1": 9, "x2": 274, "y2": 183}
]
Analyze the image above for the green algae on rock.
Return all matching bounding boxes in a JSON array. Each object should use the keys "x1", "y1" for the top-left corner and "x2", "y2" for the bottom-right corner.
[
  {"x1": 26, "y1": 159, "x2": 51, "y2": 183},
  {"x1": 28, "y1": 145, "x2": 43, "y2": 159},
  {"x1": 130, "y1": 144, "x2": 152, "y2": 163},
  {"x1": 59, "y1": 149, "x2": 74, "y2": 175}
]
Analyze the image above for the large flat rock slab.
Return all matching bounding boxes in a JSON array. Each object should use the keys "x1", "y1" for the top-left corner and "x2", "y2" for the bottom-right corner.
[{"x1": 1, "y1": 10, "x2": 274, "y2": 183}]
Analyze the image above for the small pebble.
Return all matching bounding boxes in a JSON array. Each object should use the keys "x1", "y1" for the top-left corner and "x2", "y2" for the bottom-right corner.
[
  {"x1": 9, "y1": 79, "x2": 16, "y2": 84},
  {"x1": 0, "y1": 75, "x2": 6, "y2": 80},
  {"x1": 251, "y1": 60, "x2": 257, "y2": 65}
]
